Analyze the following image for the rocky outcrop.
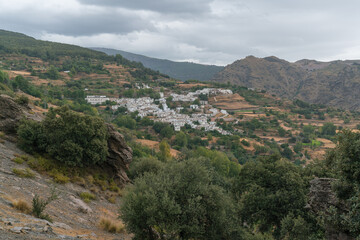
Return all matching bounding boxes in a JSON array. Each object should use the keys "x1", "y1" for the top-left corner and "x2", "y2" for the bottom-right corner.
[
  {"x1": 0, "y1": 94, "x2": 27, "y2": 134},
  {"x1": 307, "y1": 178, "x2": 353, "y2": 240},
  {"x1": 0, "y1": 94, "x2": 42, "y2": 134},
  {"x1": 105, "y1": 123, "x2": 133, "y2": 185}
]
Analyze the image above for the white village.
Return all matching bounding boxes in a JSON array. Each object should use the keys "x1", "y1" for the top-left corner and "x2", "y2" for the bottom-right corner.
[{"x1": 85, "y1": 88, "x2": 234, "y2": 135}]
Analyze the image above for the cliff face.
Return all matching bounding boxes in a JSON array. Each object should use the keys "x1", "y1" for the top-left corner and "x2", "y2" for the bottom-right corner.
[
  {"x1": 211, "y1": 56, "x2": 360, "y2": 110},
  {"x1": 106, "y1": 124, "x2": 133, "y2": 185},
  {"x1": 0, "y1": 94, "x2": 42, "y2": 134}
]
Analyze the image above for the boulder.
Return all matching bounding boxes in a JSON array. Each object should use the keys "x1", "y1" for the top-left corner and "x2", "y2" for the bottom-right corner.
[
  {"x1": 69, "y1": 195, "x2": 92, "y2": 214},
  {"x1": 106, "y1": 124, "x2": 133, "y2": 185}
]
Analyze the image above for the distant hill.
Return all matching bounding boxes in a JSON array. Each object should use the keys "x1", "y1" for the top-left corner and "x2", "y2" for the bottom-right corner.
[
  {"x1": 0, "y1": 29, "x2": 108, "y2": 60},
  {"x1": 211, "y1": 55, "x2": 360, "y2": 110},
  {"x1": 92, "y1": 47, "x2": 224, "y2": 81}
]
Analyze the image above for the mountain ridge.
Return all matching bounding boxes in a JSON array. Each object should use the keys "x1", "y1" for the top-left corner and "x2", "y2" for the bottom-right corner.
[
  {"x1": 92, "y1": 47, "x2": 224, "y2": 81},
  {"x1": 212, "y1": 55, "x2": 360, "y2": 110}
]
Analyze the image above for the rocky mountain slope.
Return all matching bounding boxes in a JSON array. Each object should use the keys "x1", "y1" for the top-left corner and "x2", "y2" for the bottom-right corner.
[
  {"x1": 0, "y1": 95, "x2": 133, "y2": 239},
  {"x1": 93, "y1": 47, "x2": 224, "y2": 81},
  {"x1": 211, "y1": 56, "x2": 360, "y2": 110}
]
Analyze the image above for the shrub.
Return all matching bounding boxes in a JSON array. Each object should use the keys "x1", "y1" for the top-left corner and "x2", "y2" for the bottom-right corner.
[
  {"x1": 12, "y1": 168, "x2": 35, "y2": 178},
  {"x1": 12, "y1": 199, "x2": 31, "y2": 214},
  {"x1": 50, "y1": 171, "x2": 70, "y2": 184},
  {"x1": 12, "y1": 157, "x2": 25, "y2": 164},
  {"x1": 15, "y1": 95, "x2": 29, "y2": 105},
  {"x1": 79, "y1": 192, "x2": 96, "y2": 203},
  {"x1": 241, "y1": 139, "x2": 250, "y2": 147},
  {"x1": 99, "y1": 217, "x2": 125, "y2": 233},
  {"x1": 32, "y1": 189, "x2": 58, "y2": 222},
  {"x1": 129, "y1": 157, "x2": 163, "y2": 179},
  {"x1": 17, "y1": 106, "x2": 109, "y2": 167}
]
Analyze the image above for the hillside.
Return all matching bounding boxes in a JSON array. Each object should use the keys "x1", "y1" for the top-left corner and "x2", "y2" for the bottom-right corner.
[
  {"x1": 211, "y1": 55, "x2": 360, "y2": 110},
  {"x1": 92, "y1": 47, "x2": 224, "y2": 81},
  {"x1": 1, "y1": 29, "x2": 360, "y2": 239}
]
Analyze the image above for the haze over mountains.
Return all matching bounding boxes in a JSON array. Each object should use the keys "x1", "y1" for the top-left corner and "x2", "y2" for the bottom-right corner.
[
  {"x1": 212, "y1": 56, "x2": 360, "y2": 110},
  {"x1": 93, "y1": 47, "x2": 224, "y2": 81}
]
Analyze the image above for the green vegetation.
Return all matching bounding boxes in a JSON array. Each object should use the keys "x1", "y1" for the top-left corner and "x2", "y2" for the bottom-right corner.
[
  {"x1": 32, "y1": 189, "x2": 58, "y2": 222},
  {"x1": 12, "y1": 168, "x2": 35, "y2": 178},
  {"x1": 17, "y1": 106, "x2": 108, "y2": 167},
  {"x1": 121, "y1": 159, "x2": 241, "y2": 239},
  {"x1": 79, "y1": 192, "x2": 96, "y2": 203},
  {"x1": 94, "y1": 47, "x2": 223, "y2": 81},
  {"x1": 3, "y1": 30, "x2": 360, "y2": 239}
]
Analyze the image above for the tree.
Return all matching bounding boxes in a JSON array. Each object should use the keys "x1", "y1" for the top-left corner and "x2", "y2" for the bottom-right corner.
[
  {"x1": 18, "y1": 106, "x2": 109, "y2": 167},
  {"x1": 321, "y1": 122, "x2": 336, "y2": 136},
  {"x1": 322, "y1": 130, "x2": 360, "y2": 237},
  {"x1": 121, "y1": 159, "x2": 242, "y2": 240},
  {"x1": 129, "y1": 157, "x2": 164, "y2": 180},
  {"x1": 278, "y1": 127, "x2": 286, "y2": 137},
  {"x1": 233, "y1": 155, "x2": 306, "y2": 236},
  {"x1": 46, "y1": 65, "x2": 60, "y2": 80},
  {"x1": 0, "y1": 70, "x2": 9, "y2": 84},
  {"x1": 159, "y1": 140, "x2": 171, "y2": 161},
  {"x1": 160, "y1": 125, "x2": 174, "y2": 138},
  {"x1": 174, "y1": 131, "x2": 188, "y2": 147},
  {"x1": 114, "y1": 115, "x2": 136, "y2": 129}
]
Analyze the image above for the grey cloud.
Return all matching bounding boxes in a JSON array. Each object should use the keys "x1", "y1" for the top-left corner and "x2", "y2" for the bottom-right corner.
[
  {"x1": 77, "y1": 0, "x2": 212, "y2": 14},
  {"x1": 0, "y1": 2, "x2": 154, "y2": 37}
]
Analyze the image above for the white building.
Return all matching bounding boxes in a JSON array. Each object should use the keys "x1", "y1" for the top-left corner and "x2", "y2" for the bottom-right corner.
[{"x1": 85, "y1": 95, "x2": 109, "y2": 105}]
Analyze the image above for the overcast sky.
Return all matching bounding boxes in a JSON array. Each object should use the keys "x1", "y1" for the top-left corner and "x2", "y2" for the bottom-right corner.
[{"x1": 1, "y1": 0, "x2": 360, "y2": 66}]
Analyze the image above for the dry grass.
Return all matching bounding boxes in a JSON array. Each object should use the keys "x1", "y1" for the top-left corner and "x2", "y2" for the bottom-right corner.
[
  {"x1": 12, "y1": 199, "x2": 31, "y2": 214},
  {"x1": 99, "y1": 217, "x2": 125, "y2": 233}
]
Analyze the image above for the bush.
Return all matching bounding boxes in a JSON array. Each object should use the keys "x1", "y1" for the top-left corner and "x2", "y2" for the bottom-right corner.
[
  {"x1": 50, "y1": 171, "x2": 70, "y2": 184},
  {"x1": 241, "y1": 139, "x2": 250, "y2": 147},
  {"x1": 12, "y1": 199, "x2": 31, "y2": 214},
  {"x1": 17, "y1": 106, "x2": 109, "y2": 167},
  {"x1": 121, "y1": 159, "x2": 241, "y2": 239},
  {"x1": 79, "y1": 192, "x2": 96, "y2": 203},
  {"x1": 15, "y1": 95, "x2": 29, "y2": 105},
  {"x1": 129, "y1": 157, "x2": 163, "y2": 179},
  {"x1": 12, "y1": 168, "x2": 35, "y2": 178},
  {"x1": 99, "y1": 217, "x2": 125, "y2": 233},
  {"x1": 32, "y1": 189, "x2": 58, "y2": 222},
  {"x1": 12, "y1": 157, "x2": 25, "y2": 164}
]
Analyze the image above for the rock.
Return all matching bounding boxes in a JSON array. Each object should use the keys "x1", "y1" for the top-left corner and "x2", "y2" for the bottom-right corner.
[
  {"x1": 69, "y1": 195, "x2": 93, "y2": 214},
  {"x1": 51, "y1": 222, "x2": 72, "y2": 230},
  {"x1": 106, "y1": 124, "x2": 133, "y2": 185},
  {"x1": 10, "y1": 226, "x2": 23, "y2": 233},
  {"x1": 42, "y1": 225, "x2": 53, "y2": 233},
  {"x1": 0, "y1": 94, "x2": 26, "y2": 134},
  {"x1": 0, "y1": 94, "x2": 42, "y2": 134},
  {"x1": 58, "y1": 235, "x2": 76, "y2": 240},
  {"x1": 307, "y1": 178, "x2": 344, "y2": 212},
  {"x1": 76, "y1": 234, "x2": 88, "y2": 238}
]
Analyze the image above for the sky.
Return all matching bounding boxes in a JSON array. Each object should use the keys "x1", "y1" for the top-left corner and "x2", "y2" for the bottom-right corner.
[{"x1": 1, "y1": 0, "x2": 360, "y2": 66}]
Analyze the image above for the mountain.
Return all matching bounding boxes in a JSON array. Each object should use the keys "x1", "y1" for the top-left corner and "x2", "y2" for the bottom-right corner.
[
  {"x1": 92, "y1": 47, "x2": 224, "y2": 81},
  {"x1": 0, "y1": 29, "x2": 108, "y2": 59},
  {"x1": 211, "y1": 55, "x2": 360, "y2": 110}
]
